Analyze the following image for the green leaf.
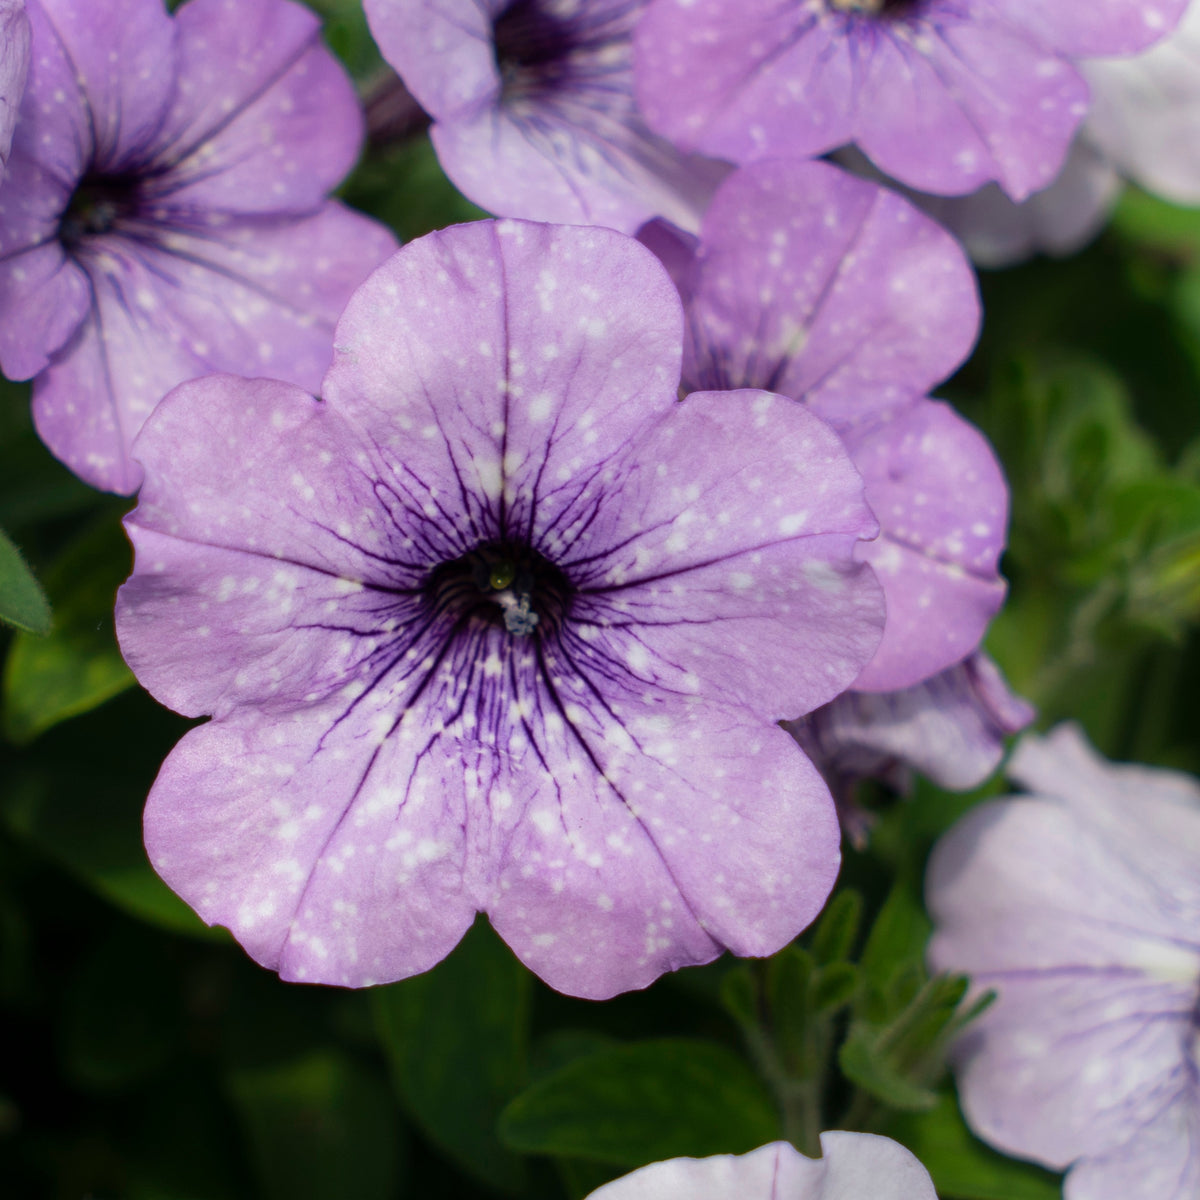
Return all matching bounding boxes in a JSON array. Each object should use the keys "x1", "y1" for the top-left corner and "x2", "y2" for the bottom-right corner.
[
  {"x1": 3, "y1": 510, "x2": 134, "y2": 741},
  {"x1": 228, "y1": 1051, "x2": 402, "y2": 1200},
  {"x1": 530, "y1": 1030, "x2": 621, "y2": 1084},
  {"x1": 0, "y1": 527, "x2": 50, "y2": 635},
  {"x1": 884, "y1": 1091, "x2": 1063, "y2": 1200},
  {"x1": 858, "y1": 876, "x2": 931, "y2": 1003},
  {"x1": 372, "y1": 917, "x2": 530, "y2": 1193},
  {"x1": 498, "y1": 1038, "x2": 780, "y2": 1167}
]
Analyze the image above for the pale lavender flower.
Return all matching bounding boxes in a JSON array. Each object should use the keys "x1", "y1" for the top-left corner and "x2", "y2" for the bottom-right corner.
[
  {"x1": 362, "y1": 0, "x2": 728, "y2": 233},
  {"x1": 927, "y1": 724, "x2": 1200, "y2": 1200},
  {"x1": 0, "y1": 0, "x2": 398, "y2": 494},
  {"x1": 115, "y1": 220, "x2": 886, "y2": 999},
  {"x1": 0, "y1": 1, "x2": 28, "y2": 182},
  {"x1": 634, "y1": 0, "x2": 1187, "y2": 200},
  {"x1": 643, "y1": 159, "x2": 1006, "y2": 695},
  {"x1": 584, "y1": 1135, "x2": 938, "y2": 1199}
]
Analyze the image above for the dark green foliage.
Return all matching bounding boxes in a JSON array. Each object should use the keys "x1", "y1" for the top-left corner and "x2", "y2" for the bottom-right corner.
[
  {"x1": 498, "y1": 1039, "x2": 780, "y2": 1165},
  {"x1": 373, "y1": 917, "x2": 531, "y2": 1191}
]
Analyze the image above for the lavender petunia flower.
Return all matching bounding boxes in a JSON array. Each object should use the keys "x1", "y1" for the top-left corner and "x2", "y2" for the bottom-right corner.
[
  {"x1": 362, "y1": 0, "x2": 728, "y2": 233},
  {"x1": 0, "y1": 1, "x2": 28, "y2": 183},
  {"x1": 927, "y1": 724, "x2": 1200, "y2": 1200},
  {"x1": 115, "y1": 220, "x2": 886, "y2": 998},
  {"x1": 644, "y1": 159, "x2": 1006, "y2": 695},
  {"x1": 584, "y1": 1135, "x2": 938, "y2": 1199},
  {"x1": 633, "y1": 0, "x2": 1187, "y2": 201},
  {"x1": 0, "y1": 0, "x2": 398, "y2": 494}
]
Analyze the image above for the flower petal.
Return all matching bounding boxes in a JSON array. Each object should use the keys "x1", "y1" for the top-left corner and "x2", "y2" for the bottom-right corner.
[
  {"x1": 571, "y1": 387, "x2": 884, "y2": 719},
  {"x1": 150, "y1": 0, "x2": 364, "y2": 213},
  {"x1": 681, "y1": 160, "x2": 979, "y2": 429},
  {"x1": 1064, "y1": 1093, "x2": 1200, "y2": 1200},
  {"x1": 848, "y1": 15, "x2": 1089, "y2": 200},
  {"x1": 0, "y1": 240, "x2": 90, "y2": 379},
  {"x1": 143, "y1": 698, "x2": 480, "y2": 987},
  {"x1": 635, "y1": 0, "x2": 1093, "y2": 199},
  {"x1": 906, "y1": 138, "x2": 1122, "y2": 269},
  {"x1": 362, "y1": 0, "x2": 500, "y2": 120},
  {"x1": 634, "y1": 0, "x2": 854, "y2": 162},
  {"x1": 928, "y1": 769, "x2": 1200, "y2": 1165},
  {"x1": 844, "y1": 399, "x2": 1007, "y2": 691},
  {"x1": 118, "y1": 376, "x2": 422, "y2": 719},
  {"x1": 1009, "y1": 723, "x2": 1200, "y2": 887},
  {"x1": 993, "y1": 0, "x2": 1187, "y2": 58},
  {"x1": 0, "y1": 1, "x2": 30, "y2": 178},
  {"x1": 488, "y1": 685, "x2": 840, "y2": 997},
  {"x1": 789, "y1": 652, "x2": 1034, "y2": 794},
  {"x1": 35, "y1": 0, "x2": 177, "y2": 166},
  {"x1": 324, "y1": 220, "x2": 684, "y2": 549},
  {"x1": 1083, "y1": 2, "x2": 1200, "y2": 206},
  {"x1": 32, "y1": 204, "x2": 396, "y2": 492},
  {"x1": 429, "y1": 97, "x2": 724, "y2": 233},
  {"x1": 587, "y1": 1133, "x2": 938, "y2": 1199}
]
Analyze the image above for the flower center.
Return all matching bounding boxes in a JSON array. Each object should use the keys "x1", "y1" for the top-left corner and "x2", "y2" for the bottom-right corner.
[
  {"x1": 60, "y1": 173, "x2": 141, "y2": 248},
  {"x1": 492, "y1": 0, "x2": 577, "y2": 96},
  {"x1": 492, "y1": 0, "x2": 576, "y2": 83},
  {"x1": 424, "y1": 540, "x2": 572, "y2": 637},
  {"x1": 827, "y1": 0, "x2": 911, "y2": 12}
]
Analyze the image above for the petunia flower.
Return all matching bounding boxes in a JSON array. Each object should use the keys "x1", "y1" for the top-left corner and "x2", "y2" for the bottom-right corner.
[
  {"x1": 362, "y1": 0, "x2": 729, "y2": 233},
  {"x1": 633, "y1": 0, "x2": 1188, "y2": 201},
  {"x1": 115, "y1": 220, "x2": 886, "y2": 998},
  {"x1": 927, "y1": 723, "x2": 1200, "y2": 1200},
  {"x1": 584, "y1": 1135, "x2": 938, "y2": 1199},
  {"x1": 0, "y1": 1, "x2": 28, "y2": 182},
  {"x1": 642, "y1": 159, "x2": 1007, "y2": 696},
  {"x1": 0, "y1": 0, "x2": 398, "y2": 494}
]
